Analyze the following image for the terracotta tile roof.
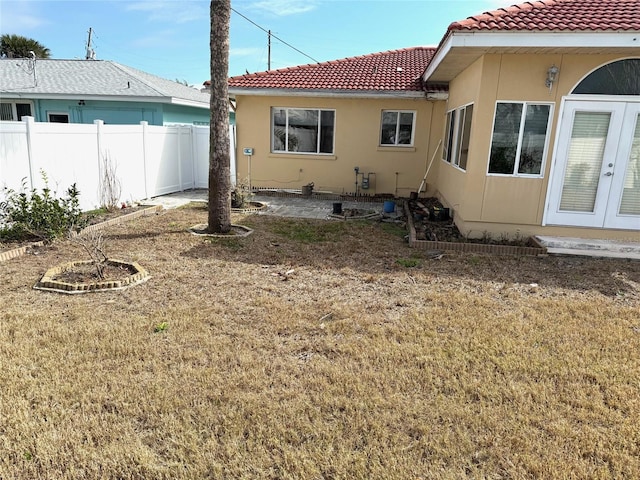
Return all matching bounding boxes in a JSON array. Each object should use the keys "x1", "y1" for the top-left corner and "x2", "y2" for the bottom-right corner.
[
  {"x1": 450, "y1": 0, "x2": 640, "y2": 32},
  {"x1": 228, "y1": 47, "x2": 435, "y2": 93}
]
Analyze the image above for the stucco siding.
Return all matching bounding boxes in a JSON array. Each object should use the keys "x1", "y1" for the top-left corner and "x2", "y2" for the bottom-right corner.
[
  {"x1": 439, "y1": 52, "x2": 640, "y2": 238},
  {"x1": 234, "y1": 95, "x2": 441, "y2": 196}
]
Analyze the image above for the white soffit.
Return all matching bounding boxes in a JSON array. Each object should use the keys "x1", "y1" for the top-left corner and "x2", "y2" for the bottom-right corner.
[{"x1": 423, "y1": 31, "x2": 640, "y2": 82}]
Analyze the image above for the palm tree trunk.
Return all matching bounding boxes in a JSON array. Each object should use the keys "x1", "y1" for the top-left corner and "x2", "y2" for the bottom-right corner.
[{"x1": 208, "y1": 0, "x2": 232, "y2": 234}]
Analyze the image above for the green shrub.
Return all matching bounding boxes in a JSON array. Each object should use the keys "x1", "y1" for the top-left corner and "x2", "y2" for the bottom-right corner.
[{"x1": 0, "y1": 174, "x2": 85, "y2": 242}]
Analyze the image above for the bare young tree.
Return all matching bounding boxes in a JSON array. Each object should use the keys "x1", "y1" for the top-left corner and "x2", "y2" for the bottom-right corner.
[{"x1": 207, "y1": 0, "x2": 232, "y2": 234}]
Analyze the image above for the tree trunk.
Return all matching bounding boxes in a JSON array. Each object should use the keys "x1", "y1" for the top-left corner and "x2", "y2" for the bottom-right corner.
[{"x1": 207, "y1": 0, "x2": 232, "y2": 234}]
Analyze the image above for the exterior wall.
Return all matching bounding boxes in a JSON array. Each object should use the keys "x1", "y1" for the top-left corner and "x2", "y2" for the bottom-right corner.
[
  {"x1": 163, "y1": 103, "x2": 211, "y2": 125},
  {"x1": 29, "y1": 99, "x2": 209, "y2": 126},
  {"x1": 233, "y1": 95, "x2": 444, "y2": 197},
  {"x1": 34, "y1": 99, "x2": 162, "y2": 125},
  {"x1": 438, "y1": 52, "x2": 640, "y2": 239}
]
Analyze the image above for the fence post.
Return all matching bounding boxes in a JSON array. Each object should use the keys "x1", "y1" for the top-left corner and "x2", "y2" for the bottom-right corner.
[
  {"x1": 190, "y1": 125, "x2": 197, "y2": 189},
  {"x1": 23, "y1": 116, "x2": 36, "y2": 189},
  {"x1": 141, "y1": 121, "x2": 149, "y2": 200},
  {"x1": 94, "y1": 120, "x2": 104, "y2": 204},
  {"x1": 177, "y1": 126, "x2": 183, "y2": 191}
]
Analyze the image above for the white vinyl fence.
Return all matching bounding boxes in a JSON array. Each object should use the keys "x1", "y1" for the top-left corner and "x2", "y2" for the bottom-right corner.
[{"x1": 0, "y1": 117, "x2": 236, "y2": 211}]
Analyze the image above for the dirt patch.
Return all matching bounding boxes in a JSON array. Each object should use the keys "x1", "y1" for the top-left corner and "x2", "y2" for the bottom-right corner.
[
  {"x1": 409, "y1": 198, "x2": 533, "y2": 245},
  {"x1": 50, "y1": 261, "x2": 137, "y2": 283}
]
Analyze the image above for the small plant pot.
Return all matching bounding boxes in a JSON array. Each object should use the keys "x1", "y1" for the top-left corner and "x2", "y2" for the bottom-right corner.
[
  {"x1": 301, "y1": 183, "x2": 314, "y2": 196},
  {"x1": 430, "y1": 207, "x2": 450, "y2": 221}
]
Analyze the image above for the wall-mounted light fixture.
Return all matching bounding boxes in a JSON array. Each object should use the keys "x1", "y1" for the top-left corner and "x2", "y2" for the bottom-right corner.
[
  {"x1": 78, "y1": 100, "x2": 85, "y2": 106},
  {"x1": 545, "y1": 64, "x2": 559, "y2": 91}
]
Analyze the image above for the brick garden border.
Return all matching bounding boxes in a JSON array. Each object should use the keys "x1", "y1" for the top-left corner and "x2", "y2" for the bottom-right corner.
[
  {"x1": 33, "y1": 259, "x2": 150, "y2": 294},
  {"x1": 0, "y1": 205, "x2": 163, "y2": 263},
  {"x1": 405, "y1": 201, "x2": 547, "y2": 256}
]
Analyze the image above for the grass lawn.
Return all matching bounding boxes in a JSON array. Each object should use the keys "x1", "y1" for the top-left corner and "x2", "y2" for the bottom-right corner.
[{"x1": 1, "y1": 203, "x2": 639, "y2": 479}]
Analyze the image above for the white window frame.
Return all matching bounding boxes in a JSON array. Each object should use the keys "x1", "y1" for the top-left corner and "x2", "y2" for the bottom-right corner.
[
  {"x1": 442, "y1": 103, "x2": 474, "y2": 171},
  {"x1": 47, "y1": 111, "x2": 70, "y2": 123},
  {"x1": 271, "y1": 107, "x2": 336, "y2": 155},
  {"x1": 379, "y1": 110, "x2": 416, "y2": 147},
  {"x1": 487, "y1": 101, "x2": 554, "y2": 178},
  {"x1": 0, "y1": 101, "x2": 34, "y2": 121}
]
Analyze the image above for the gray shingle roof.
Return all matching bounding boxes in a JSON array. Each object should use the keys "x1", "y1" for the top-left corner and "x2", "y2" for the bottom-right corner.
[{"x1": 0, "y1": 59, "x2": 210, "y2": 106}]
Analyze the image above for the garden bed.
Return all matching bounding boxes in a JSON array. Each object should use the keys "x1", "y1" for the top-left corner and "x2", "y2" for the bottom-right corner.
[{"x1": 405, "y1": 199, "x2": 546, "y2": 255}]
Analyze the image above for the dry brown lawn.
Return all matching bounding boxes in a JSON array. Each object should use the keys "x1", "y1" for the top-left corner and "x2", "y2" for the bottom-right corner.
[{"x1": 1, "y1": 203, "x2": 639, "y2": 479}]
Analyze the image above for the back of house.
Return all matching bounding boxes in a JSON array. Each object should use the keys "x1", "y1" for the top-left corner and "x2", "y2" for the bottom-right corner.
[{"x1": 229, "y1": 0, "x2": 640, "y2": 241}]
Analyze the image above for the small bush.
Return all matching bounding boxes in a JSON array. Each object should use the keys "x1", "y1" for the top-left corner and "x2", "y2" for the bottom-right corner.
[{"x1": 0, "y1": 174, "x2": 86, "y2": 242}]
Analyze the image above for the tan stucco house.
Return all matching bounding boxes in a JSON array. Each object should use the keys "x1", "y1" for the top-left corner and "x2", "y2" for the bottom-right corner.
[{"x1": 229, "y1": 0, "x2": 640, "y2": 240}]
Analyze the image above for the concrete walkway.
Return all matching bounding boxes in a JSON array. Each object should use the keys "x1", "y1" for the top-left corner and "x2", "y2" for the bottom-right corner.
[
  {"x1": 146, "y1": 190, "x2": 640, "y2": 259},
  {"x1": 145, "y1": 189, "x2": 398, "y2": 220}
]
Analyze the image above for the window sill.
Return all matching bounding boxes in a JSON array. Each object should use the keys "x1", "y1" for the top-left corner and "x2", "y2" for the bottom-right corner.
[
  {"x1": 377, "y1": 146, "x2": 416, "y2": 153},
  {"x1": 268, "y1": 152, "x2": 337, "y2": 161},
  {"x1": 486, "y1": 173, "x2": 544, "y2": 179}
]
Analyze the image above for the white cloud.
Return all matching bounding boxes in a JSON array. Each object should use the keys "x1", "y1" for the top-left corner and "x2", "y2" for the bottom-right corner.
[
  {"x1": 126, "y1": 1, "x2": 207, "y2": 24},
  {"x1": 249, "y1": 0, "x2": 319, "y2": 16}
]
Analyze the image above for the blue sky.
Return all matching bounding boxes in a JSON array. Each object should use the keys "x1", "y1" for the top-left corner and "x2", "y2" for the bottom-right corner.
[{"x1": 1, "y1": 0, "x2": 507, "y2": 86}]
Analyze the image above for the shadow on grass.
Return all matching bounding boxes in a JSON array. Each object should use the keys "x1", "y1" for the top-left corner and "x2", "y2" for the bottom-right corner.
[{"x1": 178, "y1": 213, "x2": 640, "y2": 298}]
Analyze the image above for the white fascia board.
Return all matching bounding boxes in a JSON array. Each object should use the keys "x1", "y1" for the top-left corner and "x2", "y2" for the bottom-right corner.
[
  {"x1": 170, "y1": 97, "x2": 210, "y2": 109},
  {"x1": 423, "y1": 30, "x2": 640, "y2": 81},
  {"x1": 228, "y1": 88, "x2": 425, "y2": 99},
  {"x1": 422, "y1": 33, "x2": 454, "y2": 82}
]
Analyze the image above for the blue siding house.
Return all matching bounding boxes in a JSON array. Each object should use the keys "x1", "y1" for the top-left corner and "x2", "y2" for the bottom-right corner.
[{"x1": 0, "y1": 58, "x2": 210, "y2": 125}]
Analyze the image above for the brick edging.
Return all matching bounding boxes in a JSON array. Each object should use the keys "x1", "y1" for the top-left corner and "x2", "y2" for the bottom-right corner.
[
  {"x1": 34, "y1": 259, "x2": 150, "y2": 294},
  {"x1": 0, "y1": 205, "x2": 163, "y2": 263},
  {"x1": 405, "y1": 202, "x2": 546, "y2": 256},
  {"x1": 0, "y1": 240, "x2": 46, "y2": 263}
]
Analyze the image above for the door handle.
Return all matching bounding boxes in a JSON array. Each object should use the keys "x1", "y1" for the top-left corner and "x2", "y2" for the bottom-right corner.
[{"x1": 604, "y1": 172, "x2": 613, "y2": 176}]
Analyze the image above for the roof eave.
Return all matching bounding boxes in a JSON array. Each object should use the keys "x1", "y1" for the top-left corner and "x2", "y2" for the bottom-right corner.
[
  {"x1": 423, "y1": 30, "x2": 640, "y2": 83},
  {"x1": 228, "y1": 87, "x2": 426, "y2": 99}
]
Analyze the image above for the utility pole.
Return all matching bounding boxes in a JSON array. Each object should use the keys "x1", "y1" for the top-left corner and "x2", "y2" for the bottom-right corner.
[
  {"x1": 267, "y1": 30, "x2": 271, "y2": 70},
  {"x1": 85, "y1": 27, "x2": 95, "y2": 60}
]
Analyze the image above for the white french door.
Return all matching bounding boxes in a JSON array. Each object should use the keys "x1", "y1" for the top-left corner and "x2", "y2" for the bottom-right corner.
[{"x1": 545, "y1": 101, "x2": 640, "y2": 230}]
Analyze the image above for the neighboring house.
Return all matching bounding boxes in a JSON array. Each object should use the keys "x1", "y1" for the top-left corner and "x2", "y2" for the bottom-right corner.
[
  {"x1": 0, "y1": 59, "x2": 210, "y2": 125},
  {"x1": 228, "y1": 0, "x2": 640, "y2": 240}
]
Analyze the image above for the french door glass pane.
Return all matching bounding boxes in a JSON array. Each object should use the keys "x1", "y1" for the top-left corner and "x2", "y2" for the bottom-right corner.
[
  {"x1": 619, "y1": 114, "x2": 640, "y2": 215},
  {"x1": 559, "y1": 112, "x2": 611, "y2": 212}
]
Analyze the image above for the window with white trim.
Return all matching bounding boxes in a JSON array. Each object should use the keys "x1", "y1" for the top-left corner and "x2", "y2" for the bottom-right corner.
[
  {"x1": 380, "y1": 110, "x2": 415, "y2": 146},
  {"x1": 488, "y1": 102, "x2": 552, "y2": 176},
  {"x1": 442, "y1": 104, "x2": 473, "y2": 170},
  {"x1": 48, "y1": 112, "x2": 69, "y2": 123},
  {"x1": 0, "y1": 101, "x2": 32, "y2": 121},
  {"x1": 271, "y1": 107, "x2": 335, "y2": 154}
]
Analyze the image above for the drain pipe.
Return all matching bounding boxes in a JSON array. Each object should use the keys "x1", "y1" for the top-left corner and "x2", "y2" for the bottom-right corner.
[{"x1": 354, "y1": 166, "x2": 359, "y2": 196}]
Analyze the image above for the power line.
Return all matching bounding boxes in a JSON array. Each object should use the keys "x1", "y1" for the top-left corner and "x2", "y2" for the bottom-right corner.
[{"x1": 230, "y1": 7, "x2": 320, "y2": 66}]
